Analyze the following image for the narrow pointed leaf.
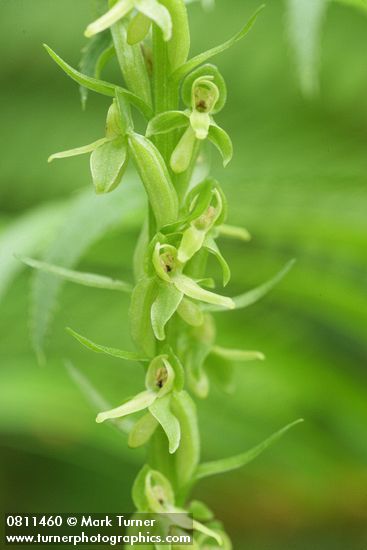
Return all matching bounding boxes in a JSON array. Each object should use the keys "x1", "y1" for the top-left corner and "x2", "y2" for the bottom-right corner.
[
  {"x1": 195, "y1": 419, "x2": 304, "y2": 481},
  {"x1": 174, "y1": 274, "x2": 234, "y2": 309},
  {"x1": 48, "y1": 138, "x2": 107, "y2": 163},
  {"x1": 204, "y1": 236, "x2": 231, "y2": 286},
  {"x1": 205, "y1": 259, "x2": 296, "y2": 312},
  {"x1": 128, "y1": 133, "x2": 179, "y2": 227},
  {"x1": 20, "y1": 256, "x2": 132, "y2": 291},
  {"x1": 43, "y1": 45, "x2": 153, "y2": 118},
  {"x1": 208, "y1": 124, "x2": 233, "y2": 166},
  {"x1": 171, "y1": 391, "x2": 200, "y2": 488},
  {"x1": 211, "y1": 346, "x2": 265, "y2": 362},
  {"x1": 146, "y1": 111, "x2": 189, "y2": 137},
  {"x1": 111, "y1": 18, "x2": 152, "y2": 105},
  {"x1": 79, "y1": 30, "x2": 113, "y2": 108},
  {"x1": 149, "y1": 395, "x2": 181, "y2": 454},
  {"x1": 160, "y1": 0, "x2": 191, "y2": 71},
  {"x1": 30, "y1": 180, "x2": 144, "y2": 363},
  {"x1": 96, "y1": 390, "x2": 157, "y2": 423},
  {"x1": 218, "y1": 224, "x2": 251, "y2": 242},
  {"x1": 66, "y1": 327, "x2": 149, "y2": 361},
  {"x1": 130, "y1": 277, "x2": 158, "y2": 358},
  {"x1": 135, "y1": 0, "x2": 172, "y2": 41},
  {"x1": 85, "y1": 0, "x2": 134, "y2": 37},
  {"x1": 172, "y1": 5, "x2": 265, "y2": 81},
  {"x1": 151, "y1": 282, "x2": 183, "y2": 340}
]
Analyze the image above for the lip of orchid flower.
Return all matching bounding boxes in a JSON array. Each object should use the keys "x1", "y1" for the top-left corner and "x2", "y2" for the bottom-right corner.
[
  {"x1": 153, "y1": 242, "x2": 235, "y2": 309},
  {"x1": 84, "y1": 0, "x2": 172, "y2": 42}
]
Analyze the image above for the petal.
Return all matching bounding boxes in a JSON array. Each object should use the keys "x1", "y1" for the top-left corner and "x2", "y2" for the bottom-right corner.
[
  {"x1": 174, "y1": 274, "x2": 234, "y2": 309},
  {"x1": 149, "y1": 394, "x2": 181, "y2": 454},
  {"x1": 170, "y1": 126, "x2": 197, "y2": 174},
  {"x1": 208, "y1": 123, "x2": 233, "y2": 166},
  {"x1": 151, "y1": 282, "x2": 183, "y2": 340},
  {"x1": 190, "y1": 110, "x2": 211, "y2": 140},
  {"x1": 135, "y1": 0, "x2": 172, "y2": 41},
  {"x1": 177, "y1": 225, "x2": 206, "y2": 263},
  {"x1": 48, "y1": 138, "x2": 107, "y2": 162},
  {"x1": 85, "y1": 0, "x2": 134, "y2": 37},
  {"x1": 128, "y1": 412, "x2": 159, "y2": 448},
  {"x1": 127, "y1": 12, "x2": 152, "y2": 45},
  {"x1": 96, "y1": 390, "x2": 156, "y2": 423},
  {"x1": 90, "y1": 138, "x2": 129, "y2": 194}
]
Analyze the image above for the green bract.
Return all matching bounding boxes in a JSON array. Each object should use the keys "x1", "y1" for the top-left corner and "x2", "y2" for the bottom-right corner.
[{"x1": 40, "y1": 3, "x2": 303, "y2": 548}]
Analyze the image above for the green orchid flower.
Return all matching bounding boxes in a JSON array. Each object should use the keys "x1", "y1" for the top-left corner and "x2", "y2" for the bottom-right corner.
[
  {"x1": 97, "y1": 355, "x2": 182, "y2": 454},
  {"x1": 152, "y1": 242, "x2": 234, "y2": 310},
  {"x1": 48, "y1": 99, "x2": 129, "y2": 194},
  {"x1": 132, "y1": 467, "x2": 223, "y2": 547},
  {"x1": 85, "y1": 0, "x2": 172, "y2": 44},
  {"x1": 146, "y1": 64, "x2": 233, "y2": 174}
]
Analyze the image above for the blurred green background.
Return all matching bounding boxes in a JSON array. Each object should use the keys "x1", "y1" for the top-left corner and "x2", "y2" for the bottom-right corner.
[{"x1": 1, "y1": 0, "x2": 366, "y2": 548}]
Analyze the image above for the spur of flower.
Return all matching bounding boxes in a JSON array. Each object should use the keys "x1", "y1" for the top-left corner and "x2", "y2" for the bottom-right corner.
[
  {"x1": 85, "y1": 0, "x2": 172, "y2": 43},
  {"x1": 146, "y1": 64, "x2": 233, "y2": 173}
]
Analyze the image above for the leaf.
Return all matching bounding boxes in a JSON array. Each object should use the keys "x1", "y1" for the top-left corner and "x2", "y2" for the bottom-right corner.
[
  {"x1": 128, "y1": 412, "x2": 159, "y2": 448},
  {"x1": 286, "y1": 0, "x2": 328, "y2": 97},
  {"x1": 146, "y1": 111, "x2": 189, "y2": 137},
  {"x1": 208, "y1": 124, "x2": 233, "y2": 167},
  {"x1": 171, "y1": 5, "x2": 265, "y2": 82},
  {"x1": 204, "y1": 236, "x2": 231, "y2": 286},
  {"x1": 211, "y1": 346, "x2": 265, "y2": 362},
  {"x1": 128, "y1": 133, "x2": 179, "y2": 228},
  {"x1": 149, "y1": 395, "x2": 181, "y2": 454},
  {"x1": 90, "y1": 138, "x2": 129, "y2": 194},
  {"x1": 195, "y1": 419, "x2": 304, "y2": 481},
  {"x1": 21, "y1": 257, "x2": 132, "y2": 292},
  {"x1": 48, "y1": 138, "x2": 107, "y2": 162},
  {"x1": 96, "y1": 390, "x2": 157, "y2": 423},
  {"x1": 171, "y1": 391, "x2": 200, "y2": 489},
  {"x1": 0, "y1": 203, "x2": 66, "y2": 304},
  {"x1": 174, "y1": 274, "x2": 234, "y2": 309},
  {"x1": 111, "y1": 18, "x2": 152, "y2": 105},
  {"x1": 204, "y1": 259, "x2": 296, "y2": 312},
  {"x1": 160, "y1": 0, "x2": 191, "y2": 71},
  {"x1": 135, "y1": 0, "x2": 172, "y2": 41},
  {"x1": 151, "y1": 282, "x2": 184, "y2": 340},
  {"x1": 129, "y1": 277, "x2": 158, "y2": 358},
  {"x1": 79, "y1": 30, "x2": 113, "y2": 109},
  {"x1": 66, "y1": 327, "x2": 149, "y2": 361},
  {"x1": 31, "y1": 179, "x2": 144, "y2": 363},
  {"x1": 65, "y1": 360, "x2": 132, "y2": 434},
  {"x1": 43, "y1": 44, "x2": 153, "y2": 119}
]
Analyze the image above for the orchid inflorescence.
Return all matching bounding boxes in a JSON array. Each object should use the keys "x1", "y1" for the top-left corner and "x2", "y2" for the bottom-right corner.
[{"x1": 28, "y1": 0, "x2": 303, "y2": 547}]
